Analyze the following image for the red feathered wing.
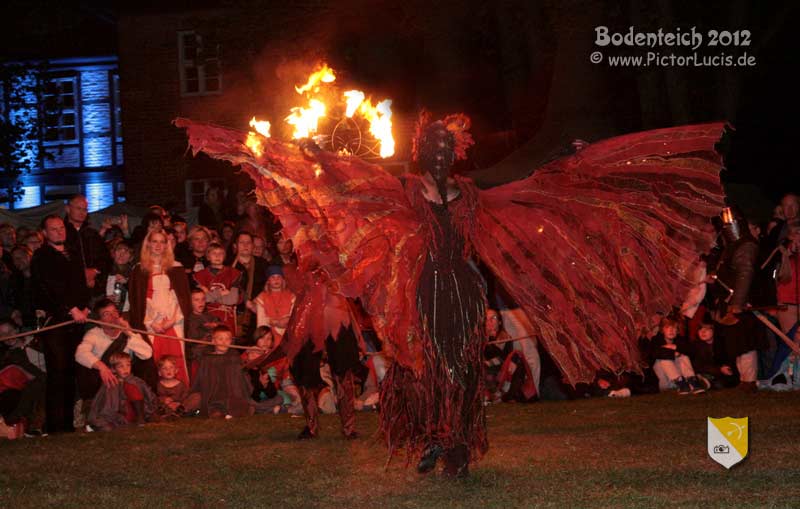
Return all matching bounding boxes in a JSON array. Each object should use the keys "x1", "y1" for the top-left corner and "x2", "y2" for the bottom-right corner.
[
  {"x1": 175, "y1": 119, "x2": 426, "y2": 368},
  {"x1": 472, "y1": 123, "x2": 726, "y2": 384}
]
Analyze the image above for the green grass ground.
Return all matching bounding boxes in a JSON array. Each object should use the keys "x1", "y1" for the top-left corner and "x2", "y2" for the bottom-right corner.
[{"x1": 2, "y1": 390, "x2": 799, "y2": 508}]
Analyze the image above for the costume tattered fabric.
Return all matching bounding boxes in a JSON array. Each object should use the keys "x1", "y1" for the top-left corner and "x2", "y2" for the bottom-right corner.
[
  {"x1": 176, "y1": 117, "x2": 725, "y2": 467},
  {"x1": 191, "y1": 350, "x2": 254, "y2": 417}
]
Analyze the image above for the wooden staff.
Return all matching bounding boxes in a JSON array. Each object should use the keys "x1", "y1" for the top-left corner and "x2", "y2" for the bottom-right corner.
[{"x1": 751, "y1": 310, "x2": 800, "y2": 355}]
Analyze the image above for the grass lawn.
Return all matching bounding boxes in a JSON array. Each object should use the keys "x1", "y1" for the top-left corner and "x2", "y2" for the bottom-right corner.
[{"x1": 2, "y1": 390, "x2": 799, "y2": 508}]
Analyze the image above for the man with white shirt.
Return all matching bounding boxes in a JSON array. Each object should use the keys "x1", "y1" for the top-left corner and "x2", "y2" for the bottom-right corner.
[{"x1": 75, "y1": 298, "x2": 154, "y2": 410}]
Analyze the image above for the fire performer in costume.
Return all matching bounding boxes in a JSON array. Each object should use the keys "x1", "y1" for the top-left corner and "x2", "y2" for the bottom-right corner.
[{"x1": 177, "y1": 113, "x2": 725, "y2": 476}]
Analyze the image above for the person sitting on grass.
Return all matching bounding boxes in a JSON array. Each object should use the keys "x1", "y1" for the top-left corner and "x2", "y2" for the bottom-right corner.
[
  {"x1": 88, "y1": 352, "x2": 157, "y2": 431},
  {"x1": 156, "y1": 355, "x2": 199, "y2": 419},
  {"x1": 483, "y1": 309, "x2": 512, "y2": 403},
  {"x1": 243, "y1": 327, "x2": 288, "y2": 414},
  {"x1": 650, "y1": 316, "x2": 706, "y2": 395},
  {"x1": 190, "y1": 325, "x2": 254, "y2": 418},
  {"x1": 689, "y1": 320, "x2": 737, "y2": 390},
  {"x1": 0, "y1": 319, "x2": 46, "y2": 438},
  {"x1": 75, "y1": 298, "x2": 155, "y2": 422}
]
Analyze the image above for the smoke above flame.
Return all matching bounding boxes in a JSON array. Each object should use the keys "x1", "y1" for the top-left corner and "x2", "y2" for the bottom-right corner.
[{"x1": 245, "y1": 63, "x2": 395, "y2": 159}]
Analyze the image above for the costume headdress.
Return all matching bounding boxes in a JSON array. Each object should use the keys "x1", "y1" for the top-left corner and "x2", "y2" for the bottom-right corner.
[{"x1": 411, "y1": 110, "x2": 474, "y2": 163}]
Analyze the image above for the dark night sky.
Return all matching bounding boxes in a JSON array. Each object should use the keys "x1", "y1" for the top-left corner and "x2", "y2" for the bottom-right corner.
[{"x1": 3, "y1": 0, "x2": 797, "y2": 219}]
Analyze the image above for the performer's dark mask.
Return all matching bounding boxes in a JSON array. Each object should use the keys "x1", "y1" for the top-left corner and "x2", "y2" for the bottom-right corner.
[{"x1": 418, "y1": 122, "x2": 456, "y2": 202}]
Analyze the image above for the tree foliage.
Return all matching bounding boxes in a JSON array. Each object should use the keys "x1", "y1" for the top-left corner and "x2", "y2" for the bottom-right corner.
[{"x1": 0, "y1": 63, "x2": 47, "y2": 204}]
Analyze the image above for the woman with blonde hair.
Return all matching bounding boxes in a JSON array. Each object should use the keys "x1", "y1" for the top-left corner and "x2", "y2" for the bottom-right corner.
[{"x1": 129, "y1": 230, "x2": 192, "y2": 386}]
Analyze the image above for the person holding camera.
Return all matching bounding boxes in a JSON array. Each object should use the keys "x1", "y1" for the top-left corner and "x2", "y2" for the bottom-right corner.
[
  {"x1": 105, "y1": 241, "x2": 134, "y2": 312},
  {"x1": 98, "y1": 214, "x2": 130, "y2": 244}
]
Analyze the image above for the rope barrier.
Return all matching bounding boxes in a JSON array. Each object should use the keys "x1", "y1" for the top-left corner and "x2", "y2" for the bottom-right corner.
[{"x1": 0, "y1": 317, "x2": 262, "y2": 351}]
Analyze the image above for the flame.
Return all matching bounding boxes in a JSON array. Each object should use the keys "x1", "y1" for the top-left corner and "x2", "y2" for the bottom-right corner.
[
  {"x1": 343, "y1": 90, "x2": 365, "y2": 118},
  {"x1": 343, "y1": 90, "x2": 394, "y2": 157},
  {"x1": 246, "y1": 132, "x2": 263, "y2": 157},
  {"x1": 358, "y1": 97, "x2": 395, "y2": 158},
  {"x1": 295, "y1": 64, "x2": 336, "y2": 95},
  {"x1": 285, "y1": 98, "x2": 326, "y2": 139},
  {"x1": 249, "y1": 117, "x2": 271, "y2": 138},
  {"x1": 246, "y1": 63, "x2": 395, "y2": 158}
]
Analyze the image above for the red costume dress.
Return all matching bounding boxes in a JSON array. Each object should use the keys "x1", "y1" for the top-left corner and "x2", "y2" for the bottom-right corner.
[
  {"x1": 129, "y1": 263, "x2": 192, "y2": 388},
  {"x1": 285, "y1": 273, "x2": 364, "y2": 439},
  {"x1": 254, "y1": 288, "x2": 296, "y2": 342},
  {"x1": 177, "y1": 117, "x2": 726, "y2": 470},
  {"x1": 193, "y1": 266, "x2": 243, "y2": 332}
]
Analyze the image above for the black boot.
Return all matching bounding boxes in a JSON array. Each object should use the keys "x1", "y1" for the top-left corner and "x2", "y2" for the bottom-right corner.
[
  {"x1": 297, "y1": 425, "x2": 317, "y2": 440},
  {"x1": 443, "y1": 444, "x2": 470, "y2": 478},
  {"x1": 416, "y1": 444, "x2": 444, "y2": 474}
]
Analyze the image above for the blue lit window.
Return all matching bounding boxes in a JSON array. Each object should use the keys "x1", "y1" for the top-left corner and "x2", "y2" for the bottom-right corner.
[
  {"x1": 43, "y1": 77, "x2": 79, "y2": 144},
  {"x1": 85, "y1": 182, "x2": 114, "y2": 212},
  {"x1": 14, "y1": 186, "x2": 42, "y2": 209},
  {"x1": 113, "y1": 74, "x2": 122, "y2": 141}
]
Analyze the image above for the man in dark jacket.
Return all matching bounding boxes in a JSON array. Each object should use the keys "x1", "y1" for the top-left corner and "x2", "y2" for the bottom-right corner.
[
  {"x1": 31, "y1": 215, "x2": 90, "y2": 432},
  {"x1": 64, "y1": 195, "x2": 111, "y2": 302}
]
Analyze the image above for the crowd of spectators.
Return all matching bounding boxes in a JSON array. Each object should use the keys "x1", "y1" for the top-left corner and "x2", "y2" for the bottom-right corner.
[{"x1": 1, "y1": 189, "x2": 799, "y2": 439}]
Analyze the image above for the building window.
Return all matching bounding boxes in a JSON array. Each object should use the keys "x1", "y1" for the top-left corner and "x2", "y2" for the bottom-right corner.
[
  {"x1": 186, "y1": 178, "x2": 225, "y2": 209},
  {"x1": 43, "y1": 76, "x2": 79, "y2": 144},
  {"x1": 85, "y1": 182, "x2": 114, "y2": 212},
  {"x1": 14, "y1": 185, "x2": 42, "y2": 209},
  {"x1": 178, "y1": 31, "x2": 222, "y2": 96}
]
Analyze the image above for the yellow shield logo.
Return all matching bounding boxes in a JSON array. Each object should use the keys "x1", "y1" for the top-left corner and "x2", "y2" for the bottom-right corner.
[{"x1": 708, "y1": 417, "x2": 748, "y2": 469}]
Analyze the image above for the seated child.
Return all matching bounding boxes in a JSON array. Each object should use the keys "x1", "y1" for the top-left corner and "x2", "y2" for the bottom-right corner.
[
  {"x1": 689, "y1": 320, "x2": 737, "y2": 389},
  {"x1": 483, "y1": 309, "x2": 513, "y2": 403},
  {"x1": 244, "y1": 326, "x2": 287, "y2": 414},
  {"x1": 185, "y1": 289, "x2": 221, "y2": 378},
  {"x1": 157, "y1": 355, "x2": 200, "y2": 419},
  {"x1": 650, "y1": 316, "x2": 706, "y2": 395},
  {"x1": 88, "y1": 352, "x2": 157, "y2": 431},
  {"x1": 495, "y1": 350, "x2": 538, "y2": 402},
  {"x1": 190, "y1": 326, "x2": 254, "y2": 418}
]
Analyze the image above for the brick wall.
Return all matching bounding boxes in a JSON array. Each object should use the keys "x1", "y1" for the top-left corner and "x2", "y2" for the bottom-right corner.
[{"x1": 117, "y1": 3, "x2": 417, "y2": 208}]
